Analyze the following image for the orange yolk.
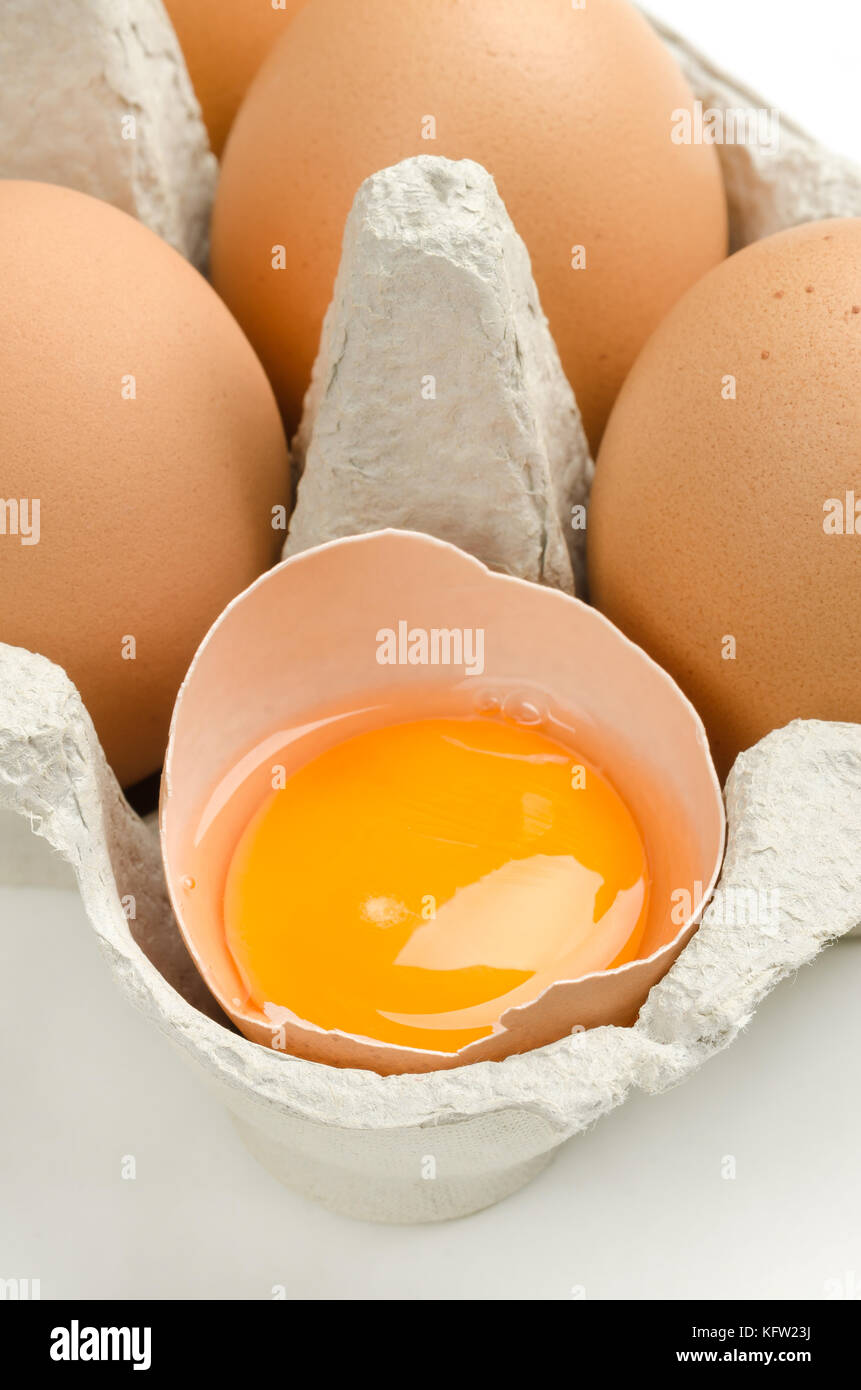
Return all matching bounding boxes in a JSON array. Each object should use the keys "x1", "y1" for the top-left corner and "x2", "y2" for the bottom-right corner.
[{"x1": 223, "y1": 716, "x2": 650, "y2": 1053}]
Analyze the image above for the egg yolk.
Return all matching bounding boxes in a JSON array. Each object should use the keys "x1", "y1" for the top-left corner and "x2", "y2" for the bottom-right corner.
[{"x1": 223, "y1": 716, "x2": 650, "y2": 1053}]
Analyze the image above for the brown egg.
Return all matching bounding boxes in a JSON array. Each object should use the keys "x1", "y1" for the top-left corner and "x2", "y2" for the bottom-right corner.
[
  {"x1": 588, "y1": 218, "x2": 861, "y2": 780},
  {"x1": 164, "y1": 0, "x2": 306, "y2": 156},
  {"x1": 0, "y1": 182, "x2": 289, "y2": 788},
  {"x1": 210, "y1": 0, "x2": 727, "y2": 448}
]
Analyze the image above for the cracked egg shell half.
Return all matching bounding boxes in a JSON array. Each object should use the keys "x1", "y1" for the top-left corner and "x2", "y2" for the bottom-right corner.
[{"x1": 161, "y1": 531, "x2": 725, "y2": 1075}]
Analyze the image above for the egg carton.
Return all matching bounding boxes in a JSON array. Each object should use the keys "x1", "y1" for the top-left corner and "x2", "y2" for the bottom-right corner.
[
  {"x1": 0, "y1": 0, "x2": 216, "y2": 267},
  {"x1": 2, "y1": 5, "x2": 861, "y2": 1222},
  {"x1": 2, "y1": 641, "x2": 859, "y2": 1221}
]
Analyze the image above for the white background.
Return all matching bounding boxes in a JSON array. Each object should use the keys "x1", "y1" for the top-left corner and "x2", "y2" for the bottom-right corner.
[
  {"x1": 2, "y1": 0, "x2": 860, "y2": 1301},
  {"x1": 646, "y1": 0, "x2": 860, "y2": 164}
]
